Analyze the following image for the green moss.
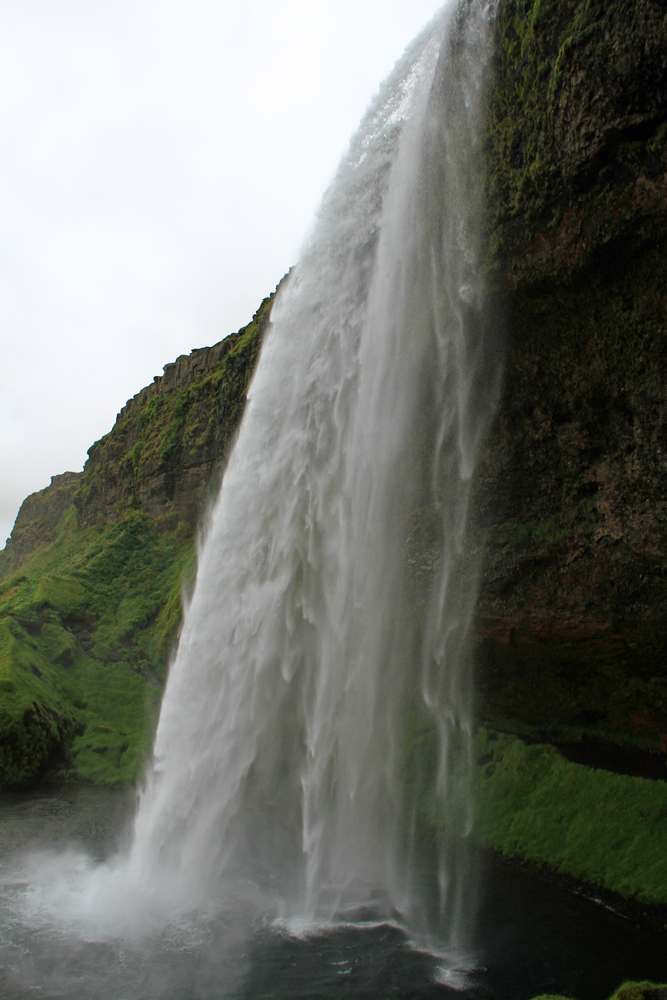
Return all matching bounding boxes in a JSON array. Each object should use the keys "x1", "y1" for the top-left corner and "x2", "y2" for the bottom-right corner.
[
  {"x1": 63, "y1": 653, "x2": 161, "y2": 787},
  {"x1": 404, "y1": 716, "x2": 667, "y2": 906},
  {"x1": 72, "y1": 290, "x2": 273, "y2": 533},
  {"x1": 404, "y1": 724, "x2": 667, "y2": 906},
  {"x1": 0, "y1": 617, "x2": 78, "y2": 787},
  {"x1": 483, "y1": 0, "x2": 667, "y2": 270},
  {"x1": 39, "y1": 623, "x2": 77, "y2": 667},
  {"x1": 0, "y1": 490, "x2": 201, "y2": 787},
  {"x1": 484, "y1": 0, "x2": 577, "y2": 233},
  {"x1": 463, "y1": 729, "x2": 667, "y2": 904},
  {"x1": 0, "y1": 288, "x2": 277, "y2": 789},
  {"x1": 531, "y1": 982, "x2": 667, "y2": 1000},
  {"x1": 0, "y1": 509, "x2": 197, "y2": 788},
  {"x1": 153, "y1": 544, "x2": 197, "y2": 661},
  {"x1": 159, "y1": 395, "x2": 189, "y2": 465},
  {"x1": 137, "y1": 395, "x2": 165, "y2": 430},
  {"x1": 612, "y1": 985, "x2": 667, "y2": 1000},
  {"x1": 129, "y1": 439, "x2": 144, "y2": 472}
]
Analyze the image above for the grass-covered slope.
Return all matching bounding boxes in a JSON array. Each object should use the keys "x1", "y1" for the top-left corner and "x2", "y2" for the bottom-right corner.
[
  {"x1": 532, "y1": 984, "x2": 667, "y2": 1000},
  {"x1": 0, "y1": 292, "x2": 274, "y2": 789},
  {"x1": 468, "y1": 729, "x2": 667, "y2": 905},
  {"x1": 0, "y1": 511, "x2": 192, "y2": 787},
  {"x1": 404, "y1": 717, "x2": 667, "y2": 908}
]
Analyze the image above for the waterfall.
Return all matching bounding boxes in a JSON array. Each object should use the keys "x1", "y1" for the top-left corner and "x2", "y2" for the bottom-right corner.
[
  {"x1": 35, "y1": 0, "x2": 501, "y2": 948},
  {"x1": 125, "y1": 0, "x2": 500, "y2": 933}
]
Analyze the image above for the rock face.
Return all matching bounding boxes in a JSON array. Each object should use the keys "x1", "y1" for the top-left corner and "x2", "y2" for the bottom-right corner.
[
  {"x1": 484, "y1": 0, "x2": 667, "y2": 283},
  {"x1": 76, "y1": 325, "x2": 269, "y2": 532},
  {"x1": 75, "y1": 294, "x2": 275, "y2": 533},
  {"x1": 471, "y1": 0, "x2": 667, "y2": 748},
  {"x1": 1, "y1": 472, "x2": 82, "y2": 568}
]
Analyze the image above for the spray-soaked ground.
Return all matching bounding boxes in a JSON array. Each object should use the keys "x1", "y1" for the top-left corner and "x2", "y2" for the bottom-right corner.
[{"x1": 1, "y1": 787, "x2": 665, "y2": 1000}]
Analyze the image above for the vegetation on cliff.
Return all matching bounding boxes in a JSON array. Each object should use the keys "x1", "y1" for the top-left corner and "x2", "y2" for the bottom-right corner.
[
  {"x1": 405, "y1": 0, "x2": 667, "y2": 919},
  {"x1": 468, "y1": 728, "x2": 667, "y2": 905},
  {"x1": 404, "y1": 709, "x2": 667, "y2": 907},
  {"x1": 484, "y1": 0, "x2": 667, "y2": 277},
  {"x1": 0, "y1": 293, "x2": 274, "y2": 789},
  {"x1": 531, "y1": 983, "x2": 667, "y2": 1000}
]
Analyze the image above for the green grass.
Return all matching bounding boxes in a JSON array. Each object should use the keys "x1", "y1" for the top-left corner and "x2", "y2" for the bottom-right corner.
[
  {"x1": 63, "y1": 652, "x2": 161, "y2": 786},
  {"x1": 402, "y1": 716, "x2": 667, "y2": 906},
  {"x1": 531, "y1": 984, "x2": 667, "y2": 1000},
  {"x1": 0, "y1": 290, "x2": 274, "y2": 790},
  {"x1": 0, "y1": 509, "x2": 195, "y2": 788},
  {"x1": 459, "y1": 729, "x2": 667, "y2": 905},
  {"x1": 403, "y1": 707, "x2": 667, "y2": 906},
  {"x1": 0, "y1": 616, "x2": 78, "y2": 787}
]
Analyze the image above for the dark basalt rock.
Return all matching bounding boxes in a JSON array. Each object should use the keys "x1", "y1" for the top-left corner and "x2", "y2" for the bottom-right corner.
[{"x1": 471, "y1": 0, "x2": 667, "y2": 753}]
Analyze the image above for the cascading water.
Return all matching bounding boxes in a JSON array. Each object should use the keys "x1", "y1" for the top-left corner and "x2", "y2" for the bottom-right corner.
[
  {"x1": 8, "y1": 0, "x2": 502, "y2": 980},
  {"x1": 111, "y1": 0, "x2": 501, "y2": 936}
]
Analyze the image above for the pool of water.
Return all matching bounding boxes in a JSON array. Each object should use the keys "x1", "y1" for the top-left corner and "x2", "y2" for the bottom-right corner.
[{"x1": 0, "y1": 786, "x2": 665, "y2": 1000}]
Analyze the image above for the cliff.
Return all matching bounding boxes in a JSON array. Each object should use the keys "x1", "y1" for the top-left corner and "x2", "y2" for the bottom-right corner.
[
  {"x1": 473, "y1": 0, "x2": 667, "y2": 751},
  {"x1": 402, "y1": 0, "x2": 667, "y2": 917},
  {"x1": 0, "y1": 293, "x2": 274, "y2": 788},
  {"x1": 450, "y1": 0, "x2": 667, "y2": 915}
]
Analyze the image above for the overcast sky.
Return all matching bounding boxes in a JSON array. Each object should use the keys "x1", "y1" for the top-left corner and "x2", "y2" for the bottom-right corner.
[{"x1": 0, "y1": 0, "x2": 443, "y2": 546}]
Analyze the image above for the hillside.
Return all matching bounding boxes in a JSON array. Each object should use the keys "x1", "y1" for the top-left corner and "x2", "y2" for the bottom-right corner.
[{"x1": 0, "y1": 293, "x2": 274, "y2": 787}]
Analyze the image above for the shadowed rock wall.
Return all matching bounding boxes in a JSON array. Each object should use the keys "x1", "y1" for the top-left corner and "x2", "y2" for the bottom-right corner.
[{"x1": 471, "y1": 0, "x2": 667, "y2": 749}]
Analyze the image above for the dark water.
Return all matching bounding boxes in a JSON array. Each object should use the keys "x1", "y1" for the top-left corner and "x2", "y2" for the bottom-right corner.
[{"x1": 0, "y1": 787, "x2": 665, "y2": 1000}]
